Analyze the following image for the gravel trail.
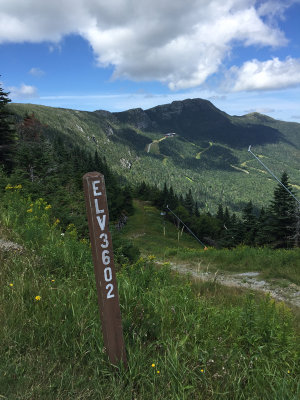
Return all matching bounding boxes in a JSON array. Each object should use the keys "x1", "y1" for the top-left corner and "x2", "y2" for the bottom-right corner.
[
  {"x1": 168, "y1": 263, "x2": 300, "y2": 308},
  {"x1": 0, "y1": 239, "x2": 24, "y2": 253}
]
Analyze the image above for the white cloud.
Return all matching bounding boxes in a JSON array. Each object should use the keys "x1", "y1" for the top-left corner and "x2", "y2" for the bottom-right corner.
[
  {"x1": 229, "y1": 57, "x2": 300, "y2": 91},
  {"x1": 29, "y1": 67, "x2": 45, "y2": 77},
  {"x1": 258, "y1": 1, "x2": 291, "y2": 21},
  {"x1": 258, "y1": 0, "x2": 300, "y2": 22},
  {"x1": 48, "y1": 43, "x2": 62, "y2": 53},
  {"x1": 0, "y1": 0, "x2": 291, "y2": 90},
  {"x1": 8, "y1": 84, "x2": 38, "y2": 99}
]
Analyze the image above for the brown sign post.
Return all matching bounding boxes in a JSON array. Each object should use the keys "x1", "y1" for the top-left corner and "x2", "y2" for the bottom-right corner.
[{"x1": 83, "y1": 172, "x2": 127, "y2": 366}]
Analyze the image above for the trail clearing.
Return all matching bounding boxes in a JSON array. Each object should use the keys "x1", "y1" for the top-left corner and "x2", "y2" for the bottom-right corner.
[{"x1": 165, "y1": 262, "x2": 300, "y2": 308}]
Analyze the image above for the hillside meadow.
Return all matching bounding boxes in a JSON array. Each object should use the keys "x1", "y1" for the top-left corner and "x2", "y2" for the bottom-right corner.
[{"x1": 0, "y1": 186, "x2": 299, "y2": 399}]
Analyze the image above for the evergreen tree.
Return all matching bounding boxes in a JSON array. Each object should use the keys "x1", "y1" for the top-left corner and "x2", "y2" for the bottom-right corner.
[
  {"x1": 123, "y1": 185, "x2": 134, "y2": 215},
  {"x1": 228, "y1": 213, "x2": 241, "y2": 246},
  {"x1": 269, "y1": 172, "x2": 297, "y2": 248},
  {"x1": 224, "y1": 207, "x2": 230, "y2": 228},
  {"x1": 184, "y1": 189, "x2": 194, "y2": 215},
  {"x1": 168, "y1": 185, "x2": 178, "y2": 210},
  {"x1": 242, "y1": 201, "x2": 257, "y2": 246},
  {"x1": 194, "y1": 201, "x2": 200, "y2": 217},
  {"x1": 255, "y1": 207, "x2": 274, "y2": 246},
  {"x1": 162, "y1": 182, "x2": 169, "y2": 208},
  {"x1": 94, "y1": 150, "x2": 105, "y2": 173},
  {"x1": 136, "y1": 181, "x2": 149, "y2": 200},
  {"x1": 216, "y1": 204, "x2": 224, "y2": 222},
  {"x1": 154, "y1": 182, "x2": 169, "y2": 209},
  {"x1": 0, "y1": 82, "x2": 16, "y2": 170},
  {"x1": 289, "y1": 205, "x2": 300, "y2": 247},
  {"x1": 15, "y1": 113, "x2": 54, "y2": 184}
]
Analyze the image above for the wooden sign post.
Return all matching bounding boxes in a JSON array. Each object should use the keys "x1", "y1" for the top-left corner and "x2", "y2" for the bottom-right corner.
[{"x1": 83, "y1": 172, "x2": 127, "y2": 366}]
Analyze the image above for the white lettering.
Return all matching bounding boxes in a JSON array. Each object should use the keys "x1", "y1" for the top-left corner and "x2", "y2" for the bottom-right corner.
[
  {"x1": 97, "y1": 215, "x2": 106, "y2": 231},
  {"x1": 106, "y1": 283, "x2": 115, "y2": 298},
  {"x1": 102, "y1": 249, "x2": 110, "y2": 265},
  {"x1": 100, "y1": 233, "x2": 109, "y2": 248},
  {"x1": 104, "y1": 267, "x2": 112, "y2": 282},
  {"x1": 94, "y1": 198, "x2": 104, "y2": 214},
  {"x1": 92, "y1": 180, "x2": 102, "y2": 196}
]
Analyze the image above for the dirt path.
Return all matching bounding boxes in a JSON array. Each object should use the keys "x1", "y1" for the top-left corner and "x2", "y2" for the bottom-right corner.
[
  {"x1": 195, "y1": 141, "x2": 213, "y2": 159},
  {"x1": 146, "y1": 142, "x2": 153, "y2": 153},
  {"x1": 0, "y1": 239, "x2": 23, "y2": 253},
  {"x1": 2, "y1": 235, "x2": 299, "y2": 308},
  {"x1": 167, "y1": 263, "x2": 300, "y2": 308},
  {"x1": 147, "y1": 136, "x2": 168, "y2": 153}
]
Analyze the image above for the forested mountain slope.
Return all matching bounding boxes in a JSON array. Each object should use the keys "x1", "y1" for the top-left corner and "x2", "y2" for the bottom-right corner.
[{"x1": 8, "y1": 99, "x2": 300, "y2": 214}]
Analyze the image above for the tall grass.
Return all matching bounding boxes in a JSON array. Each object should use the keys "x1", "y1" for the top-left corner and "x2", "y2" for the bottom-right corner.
[
  {"x1": 122, "y1": 200, "x2": 300, "y2": 285},
  {"x1": 1, "y1": 187, "x2": 299, "y2": 399},
  {"x1": 172, "y1": 246, "x2": 300, "y2": 285}
]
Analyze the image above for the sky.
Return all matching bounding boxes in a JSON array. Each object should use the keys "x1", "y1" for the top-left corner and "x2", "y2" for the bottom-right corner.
[{"x1": 1, "y1": 0, "x2": 300, "y2": 122}]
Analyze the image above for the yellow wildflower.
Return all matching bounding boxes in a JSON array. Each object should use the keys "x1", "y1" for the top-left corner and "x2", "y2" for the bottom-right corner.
[
  {"x1": 157, "y1": 371, "x2": 160, "y2": 374},
  {"x1": 27, "y1": 208, "x2": 33, "y2": 213},
  {"x1": 35, "y1": 295, "x2": 41, "y2": 301},
  {"x1": 53, "y1": 218, "x2": 60, "y2": 226},
  {"x1": 45, "y1": 204, "x2": 52, "y2": 210},
  {"x1": 9, "y1": 283, "x2": 13, "y2": 287},
  {"x1": 151, "y1": 363, "x2": 155, "y2": 367},
  {"x1": 14, "y1": 184, "x2": 22, "y2": 189},
  {"x1": 200, "y1": 369, "x2": 204, "y2": 373},
  {"x1": 51, "y1": 279, "x2": 55, "y2": 282},
  {"x1": 5, "y1": 184, "x2": 13, "y2": 190},
  {"x1": 67, "y1": 223, "x2": 75, "y2": 230}
]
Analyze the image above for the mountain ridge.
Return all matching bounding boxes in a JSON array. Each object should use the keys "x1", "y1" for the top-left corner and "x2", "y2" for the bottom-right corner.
[{"x1": 8, "y1": 98, "x2": 300, "y2": 214}]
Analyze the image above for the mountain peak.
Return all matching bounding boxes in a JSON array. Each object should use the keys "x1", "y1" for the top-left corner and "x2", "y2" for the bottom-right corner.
[
  {"x1": 242, "y1": 112, "x2": 275, "y2": 123},
  {"x1": 113, "y1": 107, "x2": 152, "y2": 130}
]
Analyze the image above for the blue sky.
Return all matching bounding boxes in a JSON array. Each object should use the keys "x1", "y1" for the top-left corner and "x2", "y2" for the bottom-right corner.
[{"x1": 1, "y1": 0, "x2": 300, "y2": 121}]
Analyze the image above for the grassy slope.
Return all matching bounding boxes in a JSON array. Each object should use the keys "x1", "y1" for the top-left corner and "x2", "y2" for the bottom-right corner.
[
  {"x1": 121, "y1": 200, "x2": 300, "y2": 285},
  {"x1": 8, "y1": 103, "x2": 300, "y2": 215},
  {"x1": 119, "y1": 199, "x2": 200, "y2": 257},
  {"x1": 1, "y1": 190, "x2": 299, "y2": 400}
]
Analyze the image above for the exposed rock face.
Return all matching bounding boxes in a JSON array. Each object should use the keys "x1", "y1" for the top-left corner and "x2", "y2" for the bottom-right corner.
[
  {"x1": 120, "y1": 158, "x2": 132, "y2": 169},
  {"x1": 112, "y1": 98, "x2": 228, "y2": 134},
  {"x1": 103, "y1": 122, "x2": 114, "y2": 136},
  {"x1": 94, "y1": 109, "x2": 115, "y2": 120},
  {"x1": 113, "y1": 108, "x2": 152, "y2": 130}
]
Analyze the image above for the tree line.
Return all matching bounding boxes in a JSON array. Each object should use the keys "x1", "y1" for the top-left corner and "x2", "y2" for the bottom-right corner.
[{"x1": 135, "y1": 174, "x2": 299, "y2": 249}]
